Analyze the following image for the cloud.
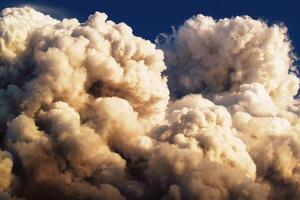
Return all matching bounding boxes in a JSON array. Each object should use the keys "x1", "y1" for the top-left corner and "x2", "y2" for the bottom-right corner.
[
  {"x1": 158, "y1": 13, "x2": 300, "y2": 200},
  {"x1": 157, "y1": 14, "x2": 299, "y2": 108},
  {"x1": 0, "y1": 150, "x2": 13, "y2": 192},
  {"x1": 0, "y1": 6, "x2": 168, "y2": 200},
  {"x1": 9, "y1": 3, "x2": 71, "y2": 19},
  {"x1": 0, "y1": 6, "x2": 300, "y2": 200}
]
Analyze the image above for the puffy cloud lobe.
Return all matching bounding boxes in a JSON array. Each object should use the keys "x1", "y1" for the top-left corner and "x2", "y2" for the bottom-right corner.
[
  {"x1": 1, "y1": 6, "x2": 300, "y2": 200},
  {"x1": 158, "y1": 14, "x2": 299, "y2": 108},
  {"x1": 154, "y1": 95, "x2": 256, "y2": 179},
  {"x1": 214, "y1": 83, "x2": 279, "y2": 117},
  {"x1": 148, "y1": 144, "x2": 269, "y2": 200},
  {"x1": 0, "y1": 150, "x2": 13, "y2": 191}
]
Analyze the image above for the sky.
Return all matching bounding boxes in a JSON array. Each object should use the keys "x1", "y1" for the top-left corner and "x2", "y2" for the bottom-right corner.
[{"x1": 1, "y1": 0, "x2": 300, "y2": 59}]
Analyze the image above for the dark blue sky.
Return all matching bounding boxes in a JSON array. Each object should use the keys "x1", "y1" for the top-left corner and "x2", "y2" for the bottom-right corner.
[{"x1": 1, "y1": 0, "x2": 300, "y2": 61}]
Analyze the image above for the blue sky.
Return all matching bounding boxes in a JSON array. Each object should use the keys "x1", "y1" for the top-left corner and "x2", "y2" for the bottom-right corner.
[{"x1": 1, "y1": 0, "x2": 300, "y2": 61}]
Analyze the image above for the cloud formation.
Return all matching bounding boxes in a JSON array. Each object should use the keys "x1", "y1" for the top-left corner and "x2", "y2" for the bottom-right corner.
[
  {"x1": 158, "y1": 14, "x2": 298, "y2": 108},
  {"x1": 0, "y1": 7, "x2": 300, "y2": 200},
  {"x1": 158, "y1": 14, "x2": 300, "y2": 200}
]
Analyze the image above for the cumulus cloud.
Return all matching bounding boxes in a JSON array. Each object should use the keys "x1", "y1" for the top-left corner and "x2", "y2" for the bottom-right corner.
[
  {"x1": 0, "y1": 6, "x2": 300, "y2": 200},
  {"x1": 157, "y1": 14, "x2": 299, "y2": 108},
  {"x1": 0, "y1": 6, "x2": 168, "y2": 200},
  {"x1": 159, "y1": 13, "x2": 300, "y2": 200}
]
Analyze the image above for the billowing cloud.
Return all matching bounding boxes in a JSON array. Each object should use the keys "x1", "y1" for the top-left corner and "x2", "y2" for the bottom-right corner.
[
  {"x1": 0, "y1": 150, "x2": 13, "y2": 192},
  {"x1": 158, "y1": 14, "x2": 300, "y2": 200},
  {"x1": 157, "y1": 14, "x2": 299, "y2": 109},
  {"x1": 0, "y1": 7, "x2": 168, "y2": 200},
  {"x1": 0, "y1": 6, "x2": 300, "y2": 200}
]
